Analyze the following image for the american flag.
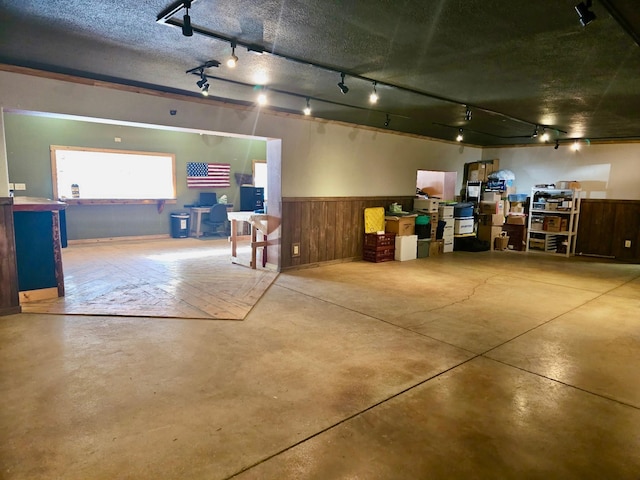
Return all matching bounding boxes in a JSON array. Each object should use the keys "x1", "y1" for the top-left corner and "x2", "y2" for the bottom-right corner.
[{"x1": 186, "y1": 162, "x2": 231, "y2": 188}]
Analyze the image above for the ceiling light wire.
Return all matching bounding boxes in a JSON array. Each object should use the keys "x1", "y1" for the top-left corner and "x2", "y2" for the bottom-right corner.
[
  {"x1": 303, "y1": 97, "x2": 311, "y2": 116},
  {"x1": 384, "y1": 114, "x2": 390, "y2": 127},
  {"x1": 456, "y1": 128, "x2": 464, "y2": 142}
]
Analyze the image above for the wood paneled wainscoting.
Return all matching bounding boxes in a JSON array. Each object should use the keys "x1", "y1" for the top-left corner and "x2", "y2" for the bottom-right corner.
[
  {"x1": 0, "y1": 198, "x2": 20, "y2": 315},
  {"x1": 576, "y1": 199, "x2": 640, "y2": 263},
  {"x1": 281, "y1": 196, "x2": 415, "y2": 270}
]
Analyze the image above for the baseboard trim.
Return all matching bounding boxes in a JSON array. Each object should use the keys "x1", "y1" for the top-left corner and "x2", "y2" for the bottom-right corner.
[{"x1": 68, "y1": 234, "x2": 171, "y2": 245}]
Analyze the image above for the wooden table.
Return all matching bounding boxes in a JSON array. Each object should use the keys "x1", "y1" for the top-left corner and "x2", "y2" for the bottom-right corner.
[{"x1": 227, "y1": 211, "x2": 268, "y2": 269}]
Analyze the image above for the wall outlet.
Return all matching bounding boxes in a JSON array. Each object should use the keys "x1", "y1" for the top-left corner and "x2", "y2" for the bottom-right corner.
[
  {"x1": 114, "y1": 137, "x2": 122, "y2": 142},
  {"x1": 292, "y1": 243, "x2": 300, "y2": 257},
  {"x1": 624, "y1": 240, "x2": 632, "y2": 248},
  {"x1": 14, "y1": 183, "x2": 26, "y2": 190}
]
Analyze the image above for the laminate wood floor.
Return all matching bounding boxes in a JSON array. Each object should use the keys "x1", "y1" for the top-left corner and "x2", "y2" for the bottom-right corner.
[{"x1": 21, "y1": 237, "x2": 278, "y2": 320}]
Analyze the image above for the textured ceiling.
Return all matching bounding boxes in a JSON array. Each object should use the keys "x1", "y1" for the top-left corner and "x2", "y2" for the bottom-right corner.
[{"x1": 0, "y1": 0, "x2": 639, "y2": 146}]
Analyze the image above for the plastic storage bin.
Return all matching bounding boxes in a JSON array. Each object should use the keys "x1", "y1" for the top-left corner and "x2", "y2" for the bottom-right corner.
[{"x1": 170, "y1": 212, "x2": 190, "y2": 238}]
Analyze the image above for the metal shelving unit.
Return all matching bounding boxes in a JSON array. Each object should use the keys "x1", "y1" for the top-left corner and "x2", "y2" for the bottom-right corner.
[{"x1": 526, "y1": 188, "x2": 581, "y2": 257}]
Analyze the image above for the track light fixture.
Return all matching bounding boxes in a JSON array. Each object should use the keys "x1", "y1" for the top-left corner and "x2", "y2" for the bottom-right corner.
[
  {"x1": 531, "y1": 125, "x2": 539, "y2": 138},
  {"x1": 456, "y1": 128, "x2": 464, "y2": 142},
  {"x1": 196, "y1": 70, "x2": 209, "y2": 96},
  {"x1": 384, "y1": 114, "x2": 390, "y2": 127},
  {"x1": 337, "y1": 73, "x2": 349, "y2": 94},
  {"x1": 182, "y1": 1, "x2": 193, "y2": 37},
  {"x1": 464, "y1": 106, "x2": 472, "y2": 121},
  {"x1": 369, "y1": 82, "x2": 378, "y2": 104},
  {"x1": 227, "y1": 42, "x2": 238, "y2": 68},
  {"x1": 554, "y1": 140, "x2": 560, "y2": 150},
  {"x1": 575, "y1": 0, "x2": 596, "y2": 26},
  {"x1": 303, "y1": 98, "x2": 311, "y2": 116}
]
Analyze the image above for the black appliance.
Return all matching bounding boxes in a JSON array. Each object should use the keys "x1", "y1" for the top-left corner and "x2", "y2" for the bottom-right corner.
[{"x1": 240, "y1": 186, "x2": 264, "y2": 211}]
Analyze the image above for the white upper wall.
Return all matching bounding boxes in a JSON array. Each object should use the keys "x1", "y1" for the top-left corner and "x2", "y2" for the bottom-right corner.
[
  {"x1": 482, "y1": 143, "x2": 640, "y2": 200},
  {"x1": 0, "y1": 70, "x2": 481, "y2": 198}
]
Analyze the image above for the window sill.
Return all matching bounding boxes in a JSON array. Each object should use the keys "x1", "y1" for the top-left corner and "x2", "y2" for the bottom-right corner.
[{"x1": 61, "y1": 199, "x2": 176, "y2": 205}]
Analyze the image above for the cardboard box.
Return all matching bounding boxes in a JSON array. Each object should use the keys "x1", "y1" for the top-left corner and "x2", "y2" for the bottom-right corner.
[
  {"x1": 454, "y1": 217, "x2": 474, "y2": 235},
  {"x1": 385, "y1": 216, "x2": 416, "y2": 236},
  {"x1": 479, "y1": 213, "x2": 505, "y2": 226},
  {"x1": 506, "y1": 215, "x2": 527, "y2": 225},
  {"x1": 429, "y1": 239, "x2": 444, "y2": 256},
  {"x1": 413, "y1": 198, "x2": 439, "y2": 213},
  {"x1": 479, "y1": 200, "x2": 504, "y2": 215},
  {"x1": 561, "y1": 218, "x2": 569, "y2": 231},
  {"x1": 494, "y1": 234, "x2": 510, "y2": 250},
  {"x1": 443, "y1": 240, "x2": 454, "y2": 253},
  {"x1": 543, "y1": 216, "x2": 562, "y2": 232},
  {"x1": 443, "y1": 225, "x2": 454, "y2": 240},
  {"x1": 478, "y1": 225, "x2": 503, "y2": 245},
  {"x1": 395, "y1": 234, "x2": 418, "y2": 261},
  {"x1": 482, "y1": 192, "x2": 502, "y2": 202},
  {"x1": 438, "y1": 205, "x2": 454, "y2": 218}
]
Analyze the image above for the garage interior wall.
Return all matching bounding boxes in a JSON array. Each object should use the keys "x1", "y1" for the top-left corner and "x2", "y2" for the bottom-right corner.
[
  {"x1": 4, "y1": 113, "x2": 266, "y2": 240},
  {"x1": 1, "y1": 69, "x2": 640, "y2": 265}
]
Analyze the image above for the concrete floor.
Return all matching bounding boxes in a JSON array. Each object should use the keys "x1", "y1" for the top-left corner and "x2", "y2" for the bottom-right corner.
[{"x1": 1, "y1": 251, "x2": 639, "y2": 479}]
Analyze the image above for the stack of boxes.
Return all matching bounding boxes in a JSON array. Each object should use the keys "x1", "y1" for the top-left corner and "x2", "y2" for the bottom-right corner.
[
  {"x1": 414, "y1": 198, "x2": 440, "y2": 257},
  {"x1": 385, "y1": 213, "x2": 418, "y2": 262},
  {"x1": 477, "y1": 192, "x2": 506, "y2": 249},
  {"x1": 453, "y1": 203, "x2": 474, "y2": 236},
  {"x1": 439, "y1": 204, "x2": 454, "y2": 253}
]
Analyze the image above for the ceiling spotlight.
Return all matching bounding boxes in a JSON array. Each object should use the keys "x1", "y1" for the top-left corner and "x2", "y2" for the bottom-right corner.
[
  {"x1": 303, "y1": 98, "x2": 311, "y2": 116},
  {"x1": 227, "y1": 42, "x2": 238, "y2": 68},
  {"x1": 182, "y1": 1, "x2": 193, "y2": 37},
  {"x1": 575, "y1": 0, "x2": 596, "y2": 26},
  {"x1": 541, "y1": 129, "x2": 550, "y2": 142},
  {"x1": 337, "y1": 73, "x2": 349, "y2": 94},
  {"x1": 384, "y1": 114, "x2": 390, "y2": 127},
  {"x1": 456, "y1": 128, "x2": 464, "y2": 142},
  {"x1": 554, "y1": 140, "x2": 560, "y2": 150},
  {"x1": 196, "y1": 71, "x2": 209, "y2": 95},
  {"x1": 464, "y1": 106, "x2": 472, "y2": 121},
  {"x1": 571, "y1": 141, "x2": 581, "y2": 151},
  {"x1": 369, "y1": 82, "x2": 378, "y2": 104},
  {"x1": 257, "y1": 90, "x2": 268, "y2": 106},
  {"x1": 531, "y1": 125, "x2": 539, "y2": 138}
]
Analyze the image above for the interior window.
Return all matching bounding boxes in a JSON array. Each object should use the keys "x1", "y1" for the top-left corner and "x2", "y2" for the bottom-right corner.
[{"x1": 51, "y1": 146, "x2": 176, "y2": 202}]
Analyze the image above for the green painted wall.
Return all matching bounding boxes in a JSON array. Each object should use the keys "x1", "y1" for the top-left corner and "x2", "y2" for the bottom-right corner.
[{"x1": 5, "y1": 113, "x2": 266, "y2": 239}]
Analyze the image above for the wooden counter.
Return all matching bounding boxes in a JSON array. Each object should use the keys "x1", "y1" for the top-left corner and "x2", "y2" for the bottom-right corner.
[
  {"x1": 12, "y1": 197, "x2": 67, "y2": 302},
  {"x1": 0, "y1": 197, "x2": 20, "y2": 315}
]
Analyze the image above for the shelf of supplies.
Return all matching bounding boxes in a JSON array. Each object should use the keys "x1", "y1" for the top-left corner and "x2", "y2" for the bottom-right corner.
[
  {"x1": 529, "y1": 230, "x2": 575, "y2": 236},
  {"x1": 530, "y1": 209, "x2": 577, "y2": 215},
  {"x1": 454, "y1": 233, "x2": 476, "y2": 238},
  {"x1": 526, "y1": 187, "x2": 581, "y2": 257}
]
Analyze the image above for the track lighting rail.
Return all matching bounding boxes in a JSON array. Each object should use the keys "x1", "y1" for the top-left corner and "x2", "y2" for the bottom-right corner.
[{"x1": 157, "y1": 0, "x2": 562, "y2": 134}]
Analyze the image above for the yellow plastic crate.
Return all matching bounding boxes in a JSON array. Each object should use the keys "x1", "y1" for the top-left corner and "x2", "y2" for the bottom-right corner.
[{"x1": 364, "y1": 207, "x2": 385, "y2": 233}]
